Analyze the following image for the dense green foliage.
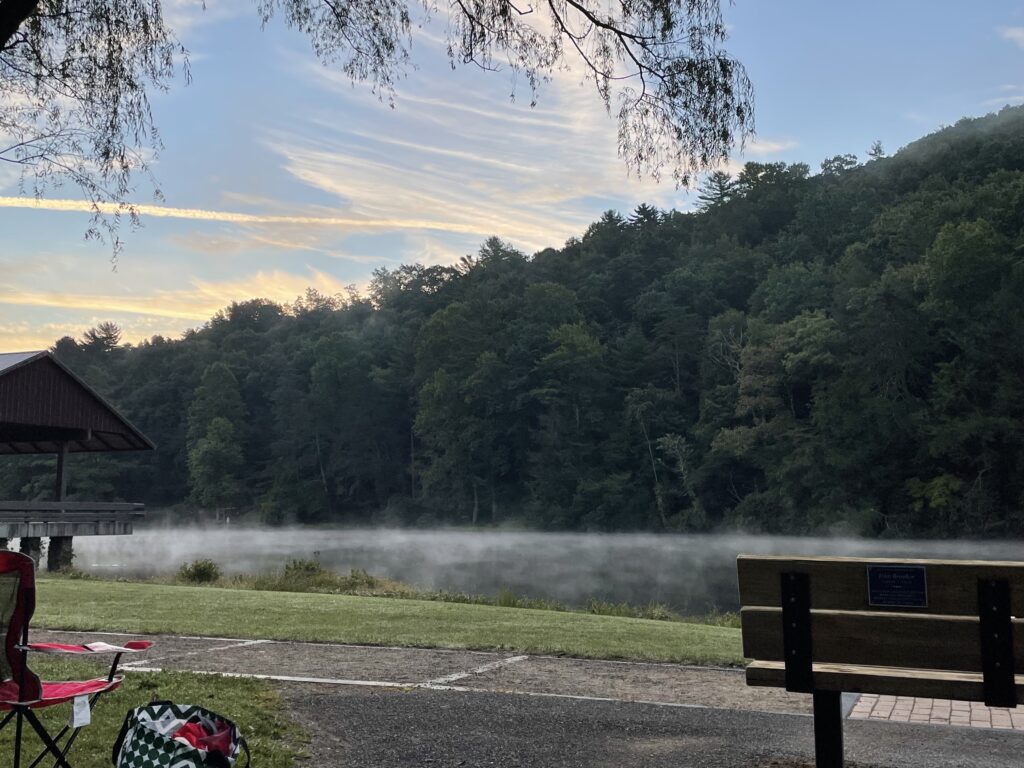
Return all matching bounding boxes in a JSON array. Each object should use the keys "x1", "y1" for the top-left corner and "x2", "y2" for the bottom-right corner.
[{"x1": 4, "y1": 107, "x2": 1024, "y2": 536}]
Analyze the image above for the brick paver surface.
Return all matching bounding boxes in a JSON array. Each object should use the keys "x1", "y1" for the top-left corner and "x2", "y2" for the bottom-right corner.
[{"x1": 850, "y1": 694, "x2": 1024, "y2": 730}]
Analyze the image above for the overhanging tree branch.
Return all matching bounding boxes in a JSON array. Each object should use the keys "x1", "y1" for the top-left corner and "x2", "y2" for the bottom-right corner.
[
  {"x1": 0, "y1": 0, "x2": 753, "y2": 256},
  {"x1": 0, "y1": 0, "x2": 40, "y2": 51}
]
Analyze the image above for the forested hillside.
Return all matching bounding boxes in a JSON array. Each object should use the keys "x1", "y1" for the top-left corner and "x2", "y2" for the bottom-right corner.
[{"x1": 4, "y1": 107, "x2": 1023, "y2": 536}]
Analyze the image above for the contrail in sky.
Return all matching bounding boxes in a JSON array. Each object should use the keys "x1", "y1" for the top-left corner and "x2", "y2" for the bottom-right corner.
[{"x1": 0, "y1": 196, "x2": 490, "y2": 236}]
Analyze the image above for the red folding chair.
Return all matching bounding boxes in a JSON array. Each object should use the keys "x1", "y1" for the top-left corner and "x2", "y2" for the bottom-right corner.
[{"x1": 0, "y1": 551, "x2": 152, "y2": 768}]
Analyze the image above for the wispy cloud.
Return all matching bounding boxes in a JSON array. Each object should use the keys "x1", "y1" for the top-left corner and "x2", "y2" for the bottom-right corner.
[
  {"x1": 0, "y1": 196, "x2": 498, "y2": 237},
  {"x1": 1000, "y1": 26, "x2": 1024, "y2": 48},
  {"x1": 168, "y1": 228, "x2": 398, "y2": 264},
  {"x1": 245, "y1": 234, "x2": 394, "y2": 264},
  {"x1": 0, "y1": 321, "x2": 78, "y2": 351},
  {"x1": 983, "y1": 84, "x2": 1024, "y2": 107},
  {"x1": 344, "y1": 129, "x2": 541, "y2": 174},
  {"x1": 0, "y1": 318, "x2": 190, "y2": 350},
  {"x1": 703, "y1": 136, "x2": 799, "y2": 177},
  {"x1": 402, "y1": 232, "x2": 472, "y2": 267},
  {"x1": 744, "y1": 138, "x2": 799, "y2": 156},
  {"x1": 0, "y1": 265, "x2": 367, "y2": 348},
  {"x1": 264, "y1": 137, "x2": 595, "y2": 251},
  {"x1": 0, "y1": 268, "x2": 358, "y2": 322},
  {"x1": 266, "y1": 49, "x2": 697, "y2": 256},
  {"x1": 191, "y1": 270, "x2": 364, "y2": 307},
  {"x1": 0, "y1": 291, "x2": 207, "y2": 321},
  {"x1": 903, "y1": 110, "x2": 935, "y2": 124},
  {"x1": 164, "y1": 0, "x2": 247, "y2": 37}
]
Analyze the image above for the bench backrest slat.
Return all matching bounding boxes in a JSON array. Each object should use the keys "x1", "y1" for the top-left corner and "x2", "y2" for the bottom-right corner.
[
  {"x1": 738, "y1": 554, "x2": 1024, "y2": 616},
  {"x1": 741, "y1": 607, "x2": 1024, "y2": 674}
]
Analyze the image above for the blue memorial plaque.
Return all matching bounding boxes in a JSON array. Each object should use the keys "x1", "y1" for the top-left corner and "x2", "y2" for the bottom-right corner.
[{"x1": 866, "y1": 564, "x2": 928, "y2": 608}]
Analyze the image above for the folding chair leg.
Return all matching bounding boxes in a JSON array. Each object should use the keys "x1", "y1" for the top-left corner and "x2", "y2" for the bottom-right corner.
[
  {"x1": 26, "y1": 728, "x2": 77, "y2": 768},
  {"x1": 3, "y1": 706, "x2": 83, "y2": 768},
  {"x1": 14, "y1": 710, "x2": 24, "y2": 768},
  {"x1": 21, "y1": 710, "x2": 73, "y2": 768},
  {"x1": 26, "y1": 720, "x2": 74, "y2": 768},
  {"x1": 26, "y1": 724, "x2": 80, "y2": 768},
  {"x1": 25, "y1": 689, "x2": 109, "y2": 768}
]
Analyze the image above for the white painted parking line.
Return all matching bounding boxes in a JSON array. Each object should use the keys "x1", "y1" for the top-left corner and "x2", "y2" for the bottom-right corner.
[
  {"x1": 127, "y1": 666, "x2": 415, "y2": 688},
  {"x1": 121, "y1": 638, "x2": 272, "y2": 668},
  {"x1": 119, "y1": 666, "x2": 1011, "y2": 730},
  {"x1": 40, "y1": 630, "x2": 745, "y2": 674},
  {"x1": 39, "y1": 629, "x2": 516, "y2": 659},
  {"x1": 529, "y1": 653, "x2": 743, "y2": 673},
  {"x1": 426, "y1": 654, "x2": 530, "y2": 685},
  {"x1": 122, "y1": 665, "x2": 786, "y2": 715},
  {"x1": 210, "y1": 638, "x2": 273, "y2": 651}
]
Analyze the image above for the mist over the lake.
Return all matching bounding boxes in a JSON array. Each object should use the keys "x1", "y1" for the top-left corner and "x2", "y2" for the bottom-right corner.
[{"x1": 67, "y1": 528, "x2": 1024, "y2": 613}]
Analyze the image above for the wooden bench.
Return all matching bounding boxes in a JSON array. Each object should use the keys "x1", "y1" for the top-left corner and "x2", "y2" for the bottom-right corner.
[{"x1": 738, "y1": 555, "x2": 1023, "y2": 767}]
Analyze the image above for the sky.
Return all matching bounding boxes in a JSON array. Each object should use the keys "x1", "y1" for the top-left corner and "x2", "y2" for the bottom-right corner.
[{"x1": 1, "y1": 1, "x2": 1023, "y2": 350}]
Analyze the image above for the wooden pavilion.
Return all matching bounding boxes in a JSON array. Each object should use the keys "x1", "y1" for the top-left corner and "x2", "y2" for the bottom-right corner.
[{"x1": 0, "y1": 351, "x2": 154, "y2": 570}]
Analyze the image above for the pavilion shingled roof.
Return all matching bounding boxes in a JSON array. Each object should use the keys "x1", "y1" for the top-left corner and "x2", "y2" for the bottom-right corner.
[{"x1": 0, "y1": 351, "x2": 154, "y2": 455}]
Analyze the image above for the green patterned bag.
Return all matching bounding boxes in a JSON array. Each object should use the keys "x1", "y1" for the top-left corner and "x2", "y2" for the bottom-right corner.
[{"x1": 112, "y1": 702, "x2": 250, "y2": 768}]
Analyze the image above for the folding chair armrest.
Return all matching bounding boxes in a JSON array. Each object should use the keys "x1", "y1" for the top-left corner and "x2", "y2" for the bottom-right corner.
[
  {"x1": 18, "y1": 641, "x2": 153, "y2": 655},
  {"x1": 18, "y1": 641, "x2": 152, "y2": 686}
]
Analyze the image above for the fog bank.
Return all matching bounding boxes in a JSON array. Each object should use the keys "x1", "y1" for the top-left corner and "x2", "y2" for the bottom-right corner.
[{"x1": 68, "y1": 528, "x2": 1024, "y2": 613}]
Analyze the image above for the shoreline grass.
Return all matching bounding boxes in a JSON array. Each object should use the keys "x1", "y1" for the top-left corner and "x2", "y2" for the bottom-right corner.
[
  {"x1": 79, "y1": 557, "x2": 743, "y2": 629},
  {"x1": 36, "y1": 578, "x2": 745, "y2": 666}
]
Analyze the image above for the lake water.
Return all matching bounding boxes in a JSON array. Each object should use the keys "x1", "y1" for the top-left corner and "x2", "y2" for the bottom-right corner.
[{"x1": 69, "y1": 527, "x2": 1024, "y2": 614}]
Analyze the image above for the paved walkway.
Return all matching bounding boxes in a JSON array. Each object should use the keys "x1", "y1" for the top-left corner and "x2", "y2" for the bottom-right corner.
[
  {"x1": 850, "y1": 694, "x2": 1024, "y2": 730},
  {"x1": 279, "y1": 684, "x2": 1024, "y2": 768},
  {"x1": 33, "y1": 629, "x2": 1024, "y2": 766},
  {"x1": 36, "y1": 629, "x2": 815, "y2": 715},
  {"x1": 36, "y1": 629, "x2": 1024, "y2": 731}
]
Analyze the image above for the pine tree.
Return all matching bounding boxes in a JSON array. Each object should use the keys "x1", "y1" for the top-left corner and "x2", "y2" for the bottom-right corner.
[{"x1": 696, "y1": 171, "x2": 737, "y2": 210}]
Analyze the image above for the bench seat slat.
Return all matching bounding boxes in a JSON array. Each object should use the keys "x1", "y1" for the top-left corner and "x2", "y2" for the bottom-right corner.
[
  {"x1": 746, "y1": 661, "x2": 1024, "y2": 705},
  {"x1": 741, "y1": 607, "x2": 1024, "y2": 674},
  {"x1": 738, "y1": 554, "x2": 1024, "y2": 616}
]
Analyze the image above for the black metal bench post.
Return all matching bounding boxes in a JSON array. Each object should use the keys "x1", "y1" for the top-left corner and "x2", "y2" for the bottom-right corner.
[
  {"x1": 978, "y1": 578, "x2": 1015, "y2": 708},
  {"x1": 813, "y1": 691, "x2": 843, "y2": 768},
  {"x1": 782, "y1": 571, "x2": 843, "y2": 768}
]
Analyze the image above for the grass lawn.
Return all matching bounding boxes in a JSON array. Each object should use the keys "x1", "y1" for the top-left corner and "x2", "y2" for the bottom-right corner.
[
  {"x1": 0, "y1": 658, "x2": 305, "y2": 768},
  {"x1": 37, "y1": 578, "x2": 744, "y2": 665}
]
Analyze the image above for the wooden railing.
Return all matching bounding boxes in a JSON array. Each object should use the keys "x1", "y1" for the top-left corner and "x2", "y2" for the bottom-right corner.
[{"x1": 0, "y1": 501, "x2": 145, "y2": 523}]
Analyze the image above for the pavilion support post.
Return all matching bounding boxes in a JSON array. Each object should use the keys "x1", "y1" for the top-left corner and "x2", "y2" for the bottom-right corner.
[
  {"x1": 46, "y1": 443, "x2": 74, "y2": 572},
  {"x1": 19, "y1": 537, "x2": 41, "y2": 565},
  {"x1": 47, "y1": 537, "x2": 73, "y2": 571}
]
